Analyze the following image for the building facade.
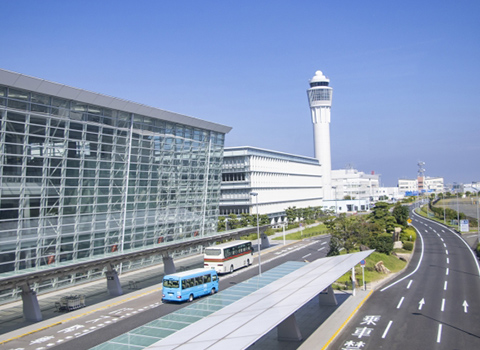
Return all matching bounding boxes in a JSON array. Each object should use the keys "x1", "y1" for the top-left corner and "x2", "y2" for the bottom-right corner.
[
  {"x1": 398, "y1": 177, "x2": 444, "y2": 195},
  {"x1": 220, "y1": 146, "x2": 323, "y2": 223},
  {"x1": 0, "y1": 69, "x2": 230, "y2": 295},
  {"x1": 307, "y1": 70, "x2": 333, "y2": 200},
  {"x1": 331, "y1": 168, "x2": 380, "y2": 203}
]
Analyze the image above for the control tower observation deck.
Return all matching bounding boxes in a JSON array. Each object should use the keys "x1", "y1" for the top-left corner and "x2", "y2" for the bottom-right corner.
[{"x1": 307, "y1": 70, "x2": 333, "y2": 200}]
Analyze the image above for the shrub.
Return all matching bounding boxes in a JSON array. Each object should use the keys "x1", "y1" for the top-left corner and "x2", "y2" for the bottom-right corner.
[
  {"x1": 477, "y1": 243, "x2": 480, "y2": 258},
  {"x1": 403, "y1": 241, "x2": 414, "y2": 251},
  {"x1": 400, "y1": 227, "x2": 416, "y2": 242},
  {"x1": 368, "y1": 234, "x2": 394, "y2": 255}
]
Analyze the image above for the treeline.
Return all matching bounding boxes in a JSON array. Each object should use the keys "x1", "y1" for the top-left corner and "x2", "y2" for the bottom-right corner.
[
  {"x1": 218, "y1": 206, "x2": 331, "y2": 232},
  {"x1": 429, "y1": 199, "x2": 478, "y2": 227},
  {"x1": 327, "y1": 202, "x2": 410, "y2": 256}
]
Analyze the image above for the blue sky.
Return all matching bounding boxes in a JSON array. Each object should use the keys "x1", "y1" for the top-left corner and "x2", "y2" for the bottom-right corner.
[{"x1": 2, "y1": 1, "x2": 479, "y2": 186}]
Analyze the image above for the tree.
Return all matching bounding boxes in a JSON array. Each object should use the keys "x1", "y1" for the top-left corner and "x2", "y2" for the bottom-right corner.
[
  {"x1": 392, "y1": 204, "x2": 409, "y2": 226},
  {"x1": 285, "y1": 206, "x2": 297, "y2": 223},
  {"x1": 217, "y1": 216, "x2": 226, "y2": 231},
  {"x1": 240, "y1": 213, "x2": 253, "y2": 227},
  {"x1": 228, "y1": 213, "x2": 239, "y2": 229}
]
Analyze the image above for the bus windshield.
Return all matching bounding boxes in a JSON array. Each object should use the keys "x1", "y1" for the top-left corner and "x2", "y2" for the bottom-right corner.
[{"x1": 163, "y1": 279, "x2": 179, "y2": 288}]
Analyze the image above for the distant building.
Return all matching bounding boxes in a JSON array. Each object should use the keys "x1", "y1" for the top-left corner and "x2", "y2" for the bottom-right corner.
[
  {"x1": 220, "y1": 146, "x2": 323, "y2": 223},
  {"x1": 398, "y1": 178, "x2": 418, "y2": 195},
  {"x1": 331, "y1": 168, "x2": 380, "y2": 202},
  {"x1": 398, "y1": 177, "x2": 444, "y2": 195}
]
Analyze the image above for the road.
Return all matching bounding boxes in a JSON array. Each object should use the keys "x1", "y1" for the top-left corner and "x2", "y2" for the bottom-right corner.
[
  {"x1": 330, "y1": 206, "x2": 480, "y2": 350},
  {"x1": 2, "y1": 236, "x2": 331, "y2": 350}
]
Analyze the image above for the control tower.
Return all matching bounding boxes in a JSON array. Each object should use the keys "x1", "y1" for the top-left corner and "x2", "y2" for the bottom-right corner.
[{"x1": 307, "y1": 70, "x2": 333, "y2": 200}]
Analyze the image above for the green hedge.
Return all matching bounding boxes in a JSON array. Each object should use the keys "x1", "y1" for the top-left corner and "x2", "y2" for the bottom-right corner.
[
  {"x1": 400, "y1": 226, "x2": 416, "y2": 242},
  {"x1": 403, "y1": 241, "x2": 414, "y2": 251}
]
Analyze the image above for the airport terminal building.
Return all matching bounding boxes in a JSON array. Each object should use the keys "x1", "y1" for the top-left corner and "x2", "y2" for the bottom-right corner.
[
  {"x1": 0, "y1": 69, "x2": 231, "y2": 299},
  {"x1": 220, "y1": 146, "x2": 324, "y2": 223}
]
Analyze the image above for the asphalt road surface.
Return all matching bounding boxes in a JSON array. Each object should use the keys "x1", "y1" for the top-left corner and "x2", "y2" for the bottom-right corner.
[
  {"x1": 330, "y1": 206, "x2": 480, "y2": 350},
  {"x1": 2, "y1": 236, "x2": 331, "y2": 350}
]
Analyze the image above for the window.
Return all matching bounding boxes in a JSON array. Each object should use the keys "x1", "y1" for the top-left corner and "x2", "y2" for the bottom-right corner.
[{"x1": 163, "y1": 279, "x2": 179, "y2": 288}]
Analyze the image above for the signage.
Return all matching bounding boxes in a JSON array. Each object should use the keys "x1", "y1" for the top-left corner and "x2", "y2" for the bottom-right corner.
[
  {"x1": 460, "y1": 220, "x2": 469, "y2": 232},
  {"x1": 360, "y1": 259, "x2": 366, "y2": 267}
]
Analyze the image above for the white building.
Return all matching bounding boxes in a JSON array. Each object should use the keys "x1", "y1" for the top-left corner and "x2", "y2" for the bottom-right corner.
[
  {"x1": 398, "y1": 177, "x2": 444, "y2": 195},
  {"x1": 307, "y1": 70, "x2": 333, "y2": 200},
  {"x1": 331, "y1": 168, "x2": 380, "y2": 202},
  {"x1": 220, "y1": 146, "x2": 323, "y2": 223},
  {"x1": 425, "y1": 177, "x2": 444, "y2": 193},
  {"x1": 398, "y1": 178, "x2": 418, "y2": 195}
]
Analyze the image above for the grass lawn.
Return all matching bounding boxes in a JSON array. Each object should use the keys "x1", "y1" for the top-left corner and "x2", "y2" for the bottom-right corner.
[
  {"x1": 272, "y1": 224, "x2": 328, "y2": 240},
  {"x1": 333, "y1": 250, "x2": 408, "y2": 290}
]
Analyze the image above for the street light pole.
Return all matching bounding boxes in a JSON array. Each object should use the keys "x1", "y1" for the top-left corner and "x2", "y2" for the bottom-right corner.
[
  {"x1": 250, "y1": 192, "x2": 261, "y2": 276},
  {"x1": 332, "y1": 186, "x2": 337, "y2": 215},
  {"x1": 477, "y1": 191, "x2": 479, "y2": 245}
]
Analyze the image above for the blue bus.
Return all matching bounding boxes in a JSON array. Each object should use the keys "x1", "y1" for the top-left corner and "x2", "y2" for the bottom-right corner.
[{"x1": 162, "y1": 268, "x2": 219, "y2": 302}]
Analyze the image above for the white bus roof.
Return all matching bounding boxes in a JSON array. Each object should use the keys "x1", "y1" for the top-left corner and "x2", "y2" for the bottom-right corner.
[
  {"x1": 163, "y1": 268, "x2": 214, "y2": 279},
  {"x1": 208, "y1": 240, "x2": 251, "y2": 249}
]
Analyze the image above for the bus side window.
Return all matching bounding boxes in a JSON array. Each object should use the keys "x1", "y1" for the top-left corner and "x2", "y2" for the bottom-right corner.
[
  {"x1": 204, "y1": 274, "x2": 211, "y2": 283},
  {"x1": 212, "y1": 275, "x2": 217, "y2": 282},
  {"x1": 195, "y1": 277, "x2": 203, "y2": 285}
]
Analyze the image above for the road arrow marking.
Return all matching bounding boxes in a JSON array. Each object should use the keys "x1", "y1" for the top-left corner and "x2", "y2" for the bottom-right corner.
[
  {"x1": 463, "y1": 300, "x2": 469, "y2": 313},
  {"x1": 418, "y1": 298, "x2": 425, "y2": 310}
]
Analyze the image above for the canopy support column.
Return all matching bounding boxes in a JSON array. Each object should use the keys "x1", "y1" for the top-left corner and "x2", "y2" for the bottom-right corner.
[
  {"x1": 21, "y1": 284, "x2": 42, "y2": 322},
  {"x1": 318, "y1": 284, "x2": 337, "y2": 306},
  {"x1": 106, "y1": 265, "x2": 123, "y2": 297},
  {"x1": 277, "y1": 313, "x2": 302, "y2": 341}
]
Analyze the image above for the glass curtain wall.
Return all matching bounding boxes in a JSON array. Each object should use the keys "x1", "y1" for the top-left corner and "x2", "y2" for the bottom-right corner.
[{"x1": 0, "y1": 85, "x2": 224, "y2": 297}]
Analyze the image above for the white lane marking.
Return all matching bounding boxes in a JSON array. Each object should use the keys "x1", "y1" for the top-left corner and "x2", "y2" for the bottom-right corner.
[
  {"x1": 443, "y1": 243, "x2": 447, "y2": 248},
  {"x1": 441, "y1": 298, "x2": 445, "y2": 312},
  {"x1": 446, "y1": 268, "x2": 449, "y2": 276},
  {"x1": 440, "y1": 237, "x2": 444, "y2": 242},
  {"x1": 317, "y1": 247, "x2": 325, "y2": 251},
  {"x1": 445, "y1": 226, "x2": 480, "y2": 276},
  {"x1": 382, "y1": 320, "x2": 393, "y2": 339},
  {"x1": 413, "y1": 209, "x2": 480, "y2": 277},
  {"x1": 447, "y1": 257, "x2": 449, "y2": 264},
  {"x1": 446, "y1": 250, "x2": 449, "y2": 255},
  {"x1": 302, "y1": 253, "x2": 312, "y2": 259},
  {"x1": 407, "y1": 280, "x2": 413, "y2": 289},
  {"x1": 321, "y1": 241, "x2": 327, "y2": 245},
  {"x1": 437, "y1": 324, "x2": 442, "y2": 343},
  {"x1": 381, "y1": 224, "x2": 425, "y2": 292},
  {"x1": 444, "y1": 281, "x2": 448, "y2": 290},
  {"x1": 397, "y1": 296, "x2": 405, "y2": 309},
  {"x1": 437, "y1": 233, "x2": 440, "y2": 237}
]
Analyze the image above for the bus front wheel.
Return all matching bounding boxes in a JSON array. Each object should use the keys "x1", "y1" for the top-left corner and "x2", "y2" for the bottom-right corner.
[
  {"x1": 188, "y1": 294, "x2": 194, "y2": 302},
  {"x1": 211, "y1": 288, "x2": 216, "y2": 295}
]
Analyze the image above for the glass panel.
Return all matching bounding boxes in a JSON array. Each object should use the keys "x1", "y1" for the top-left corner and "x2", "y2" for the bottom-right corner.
[{"x1": 8, "y1": 88, "x2": 29, "y2": 100}]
